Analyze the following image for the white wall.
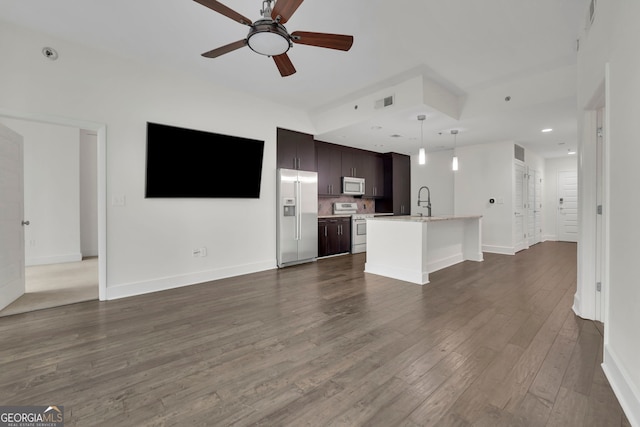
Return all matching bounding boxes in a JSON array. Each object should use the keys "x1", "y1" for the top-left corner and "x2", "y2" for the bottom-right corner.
[
  {"x1": 79, "y1": 129, "x2": 98, "y2": 257},
  {"x1": 410, "y1": 149, "x2": 455, "y2": 216},
  {"x1": 543, "y1": 156, "x2": 577, "y2": 241},
  {"x1": 0, "y1": 117, "x2": 82, "y2": 266},
  {"x1": 577, "y1": 1, "x2": 640, "y2": 425},
  {"x1": 525, "y1": 149, "x2": 545, "y2": 175},
  {"x1": 0, "y1": 21, "x2": 313, "y2": 299},
  {"x1": 454, "y1": 141, "x2": 514, "y2": 254}
]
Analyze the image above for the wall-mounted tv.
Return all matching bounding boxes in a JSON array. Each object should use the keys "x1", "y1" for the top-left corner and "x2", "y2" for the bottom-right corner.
[{"x1": 145, "y1": 122, "x2": 265, "y2": 198}]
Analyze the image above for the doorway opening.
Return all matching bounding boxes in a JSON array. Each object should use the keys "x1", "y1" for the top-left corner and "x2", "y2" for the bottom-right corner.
[{"x1": 0, "y1": 114, "x2": 106, "y2": 317}]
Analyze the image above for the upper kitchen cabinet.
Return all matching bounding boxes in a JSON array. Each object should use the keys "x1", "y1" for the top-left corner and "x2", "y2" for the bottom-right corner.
[
  {"x1": 377, "y1": 153, "x2": 411, "y2": 215},
  {"x1": 341, "y1": 148, "x2": 366, "y2": 178},
  {"x1": 361, "y1": 152, "x2": 385, "y2": 198},
  {"x1": 316, "y1": 141, "x2": 342, "y2": 196},
  {"x1": 277, "y1": 128, "x2": 316, "y2": 171},
  {"x1": 316, "y1": 141, "x2": 386, "y2": 198}
]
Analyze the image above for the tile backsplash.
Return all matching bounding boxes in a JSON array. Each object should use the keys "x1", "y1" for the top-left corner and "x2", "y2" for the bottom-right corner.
[{"x1": 318, "y1": 196, "x2": 376, "y2": 216}]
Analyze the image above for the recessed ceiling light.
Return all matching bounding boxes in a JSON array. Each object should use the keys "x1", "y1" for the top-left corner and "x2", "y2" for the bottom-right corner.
[
  {"x1": 558, "y1": 142, "x2": 566, "y2": 145},
  {"x1": 390, "y1": 134, "x2": 402, "y2": 138},
  {"x1": 542, "y1": 128, "x2": 553, "y2": 133},
  {"x1": 568, "y1": 149, "x2": 576, "y2": 155}
]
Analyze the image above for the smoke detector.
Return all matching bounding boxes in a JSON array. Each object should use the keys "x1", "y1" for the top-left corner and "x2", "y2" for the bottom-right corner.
[{"x1": 42, "y1": 47, "x2": 58, "y2": 61}]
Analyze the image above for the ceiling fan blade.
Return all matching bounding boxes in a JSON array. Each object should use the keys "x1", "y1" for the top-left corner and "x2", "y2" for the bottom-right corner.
[
  {"x1": 273, "y1": 53, "x2": 296, "y2": 77},
  {"x1": 193, "y1": 0, "x2": 252, "y2": 26},
  {"x1": 291, "y1": 31, "x2": 354, "y2": 51},
  {"x1": 271, "y1": 0, "x2": 304, "y2": 24},
  {"x1": 201, "y1": 39, "x2": 247, "y2": 58}
]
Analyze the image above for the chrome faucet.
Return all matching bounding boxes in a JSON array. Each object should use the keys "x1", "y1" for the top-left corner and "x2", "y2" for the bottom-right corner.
[{"x1": 417, "y1": 186, "x2": 432, "y2": 217}]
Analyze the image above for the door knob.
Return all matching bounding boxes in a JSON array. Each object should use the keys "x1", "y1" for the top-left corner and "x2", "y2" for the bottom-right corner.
[{"x1": 22, "y1": 220, "x2": 30, "y2": 226}]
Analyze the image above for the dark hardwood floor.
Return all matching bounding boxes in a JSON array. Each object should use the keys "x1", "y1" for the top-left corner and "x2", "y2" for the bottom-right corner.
[{"x1": 0, "y1": 242, "x2": 630, "y2": 426}]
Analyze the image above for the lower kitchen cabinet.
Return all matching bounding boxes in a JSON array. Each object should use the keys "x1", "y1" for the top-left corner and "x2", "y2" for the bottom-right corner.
[{"x1": 318, "y1": 218, "x2": 351, "y2": 257}]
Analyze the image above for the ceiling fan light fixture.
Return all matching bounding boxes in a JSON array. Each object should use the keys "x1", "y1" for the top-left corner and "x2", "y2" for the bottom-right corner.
[{"x1": 247, "y1": 22, "x2": 291, "y2": 56}]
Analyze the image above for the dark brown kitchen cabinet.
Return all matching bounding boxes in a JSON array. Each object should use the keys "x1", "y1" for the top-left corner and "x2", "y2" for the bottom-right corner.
[
  {"x1": 277, "y1": 128, "x2": 316, "y2": 171},
  {"x1": 318, "y1": 218, "x2": 351, "y2": 257},
  {"x1": 377, "y1": 153, "x2": 411, "y2": 215},
  {"x1": 341, "y1": 148, "x2": 366, "y2": 178},
  {"x1": 316, "y1": 142, "x2": 342, "y2": 196},
  {"x1": 316, "y1": 141, "x2": 385, "y2": 198},
  {"x1": 361, "y1": 152, "x2": 385, "y2": 198}
]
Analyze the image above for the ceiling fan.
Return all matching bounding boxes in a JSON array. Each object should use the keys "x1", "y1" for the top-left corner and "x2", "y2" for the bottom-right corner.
[{"x1": 193, "y1": 0, "x2": 354, "y2": 77}]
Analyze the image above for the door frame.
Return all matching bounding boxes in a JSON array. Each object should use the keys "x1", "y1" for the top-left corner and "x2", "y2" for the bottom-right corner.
[{"x1": 0, "y1": 109, "x2": 107, "y2": 300}]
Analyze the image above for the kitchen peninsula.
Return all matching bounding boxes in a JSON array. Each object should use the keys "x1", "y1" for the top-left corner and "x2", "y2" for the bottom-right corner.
[{"x1": 364, "y1": 215, "x2": 483, "y2": 285}]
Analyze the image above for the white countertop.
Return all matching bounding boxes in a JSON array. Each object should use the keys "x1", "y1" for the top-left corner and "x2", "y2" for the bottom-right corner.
[
  {"x1": 368, "y1": 215, "x2": 482, "y2": 222},
  {"x1": 318, "y1": 212, "x2": 395, "y2": 219}
]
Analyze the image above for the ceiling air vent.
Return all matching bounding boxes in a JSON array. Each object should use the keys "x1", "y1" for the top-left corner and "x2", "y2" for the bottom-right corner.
[{"x1": 374, "y1": 95, "x2": 394, "y2": 109}]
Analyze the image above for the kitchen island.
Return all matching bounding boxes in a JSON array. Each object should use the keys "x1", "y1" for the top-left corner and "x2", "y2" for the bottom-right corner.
[{"x1": 364, "y1": 215, "x2": 483, "y2": 285}]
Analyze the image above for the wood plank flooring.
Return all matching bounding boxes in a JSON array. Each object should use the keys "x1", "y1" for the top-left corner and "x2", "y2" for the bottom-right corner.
[{"x1": 0, "y1": 242, "x2": 630, "y2": 426}]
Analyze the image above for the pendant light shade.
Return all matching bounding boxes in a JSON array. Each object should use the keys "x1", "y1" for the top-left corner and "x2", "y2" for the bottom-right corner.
[
  {"x1": 451, "y1": 129, "x2": 459, "y2": 171},
  {"x1": 418, "y1": 148, "x2": 426, "y2": 165},
  {"x1": 418, "y1": 114, "x2": 426, "y2": 165}
]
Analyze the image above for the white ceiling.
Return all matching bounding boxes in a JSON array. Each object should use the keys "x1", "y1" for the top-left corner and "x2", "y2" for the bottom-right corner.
[{"x1": 0, "y1": 0, "x2": 588, "y2": 158}]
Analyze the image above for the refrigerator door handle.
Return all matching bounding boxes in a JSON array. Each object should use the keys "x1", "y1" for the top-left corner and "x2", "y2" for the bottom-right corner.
[{"x1": 295, "y1": 180, "x2": 301, "y2": 240}]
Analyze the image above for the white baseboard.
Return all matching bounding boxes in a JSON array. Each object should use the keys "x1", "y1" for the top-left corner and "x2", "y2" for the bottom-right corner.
[
  {"x1": 602, "y1": 345, "x2": 640, "y2": 427},
  {"x1": 482, "y1": 245, "x2": 515, "y2": 255},
  {"x1": 543, "y1": 234, "x2": 557, "y2": 242},
  {"x1": 26, "y1": 253, "x2": 83, "y2": 266},
  {"x1": 572, "y1": 294, "x2": 583, "y2": 318},
  {"x1": 105, "y1": 260, "x2": 276, "y2": 300}
]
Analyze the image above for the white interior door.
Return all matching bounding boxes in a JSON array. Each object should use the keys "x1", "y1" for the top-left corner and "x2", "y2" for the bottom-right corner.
[
  {"x1": 558, "y1": 170, "x2": 578, "y2": 242},
  {"x1": 534, "y1": 172, "x2": 543, "y2": 244},
  {"x1": 527, "y1": 169, "x2": 543, "y2": 245},
  {"x1": 527, "y1": 169, "x2": 536, "y2": 245},
  {"x1": 513, "y1": 162, "x2": 527, "y2": 253},
  {"x1": 0, "y1": 123, "x2": 25, "y2": 311}
]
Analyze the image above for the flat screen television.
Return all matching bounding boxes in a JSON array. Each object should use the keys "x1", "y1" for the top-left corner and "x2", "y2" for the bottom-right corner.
[{"x1": 145, "y1": 122, "x2": 265, "y2": 198}]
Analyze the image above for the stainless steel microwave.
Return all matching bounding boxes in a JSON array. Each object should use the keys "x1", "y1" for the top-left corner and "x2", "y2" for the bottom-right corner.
[{"x1": 342, "y1": 176, "x2": 365, "y2": 195}]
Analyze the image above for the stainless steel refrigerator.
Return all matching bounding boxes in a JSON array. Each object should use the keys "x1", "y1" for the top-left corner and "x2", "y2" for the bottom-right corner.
[{"x1": 277, "y1": 168, "x2": 318, "y2": 268}]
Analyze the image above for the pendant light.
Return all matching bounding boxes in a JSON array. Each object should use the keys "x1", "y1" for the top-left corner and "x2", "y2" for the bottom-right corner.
[
  {"x1": 418, "y1": 115, "x2": 426, "y2": 165},
  {"x1": 451, "y1": 129, "x2": 459, "y2": 171}
]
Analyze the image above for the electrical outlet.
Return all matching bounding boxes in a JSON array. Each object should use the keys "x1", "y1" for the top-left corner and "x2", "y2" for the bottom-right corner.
[{"x1": 192, "y1": 247, "x2": 207, "y2": 257}]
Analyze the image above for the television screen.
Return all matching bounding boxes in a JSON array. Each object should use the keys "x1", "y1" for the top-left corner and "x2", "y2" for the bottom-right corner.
[{"x1": 145, "y1": 122, "x2": 264, "y2": 198}]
